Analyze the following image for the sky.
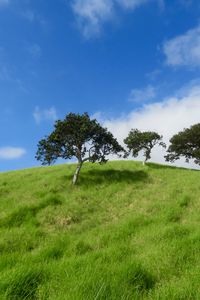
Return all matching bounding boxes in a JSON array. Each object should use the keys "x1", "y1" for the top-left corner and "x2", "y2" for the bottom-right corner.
[{"x1": 1, "y1": 0, "x2": 200, "y2": 171}]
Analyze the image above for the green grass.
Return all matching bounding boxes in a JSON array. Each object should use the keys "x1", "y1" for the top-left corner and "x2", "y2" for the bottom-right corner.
[{"x1": 0, "y1": 160, "x2": 200, "y2": 299}]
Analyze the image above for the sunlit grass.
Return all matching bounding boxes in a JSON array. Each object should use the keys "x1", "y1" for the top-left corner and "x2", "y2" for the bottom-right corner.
[{"x1": 0, "y1": 161, "x2": 200, "y2": 299}]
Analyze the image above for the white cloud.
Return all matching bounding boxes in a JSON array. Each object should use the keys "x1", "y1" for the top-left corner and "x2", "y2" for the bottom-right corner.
[
  {"x1": 72, "y1": 0, "x2": 114, "y2": 38},
  {"x1": 33, "y1": 106, "x2": 58, "y2": 125},
  {"x1": 0, "y1": 0, "x2": 9, "y2": 7},
  {"x1": 0, "y1": 147, "x2": 26, "y2": 160},
  {"x1": 96, "y1": 82, "x2": 200, "y2": 169},
  {"x1": 128, "y1": 85, "x2": 156, "y2": 103},
  {"x1": 163, "y1": 25, "x2": 200, "y2": 67},
  {"x1": 71, "y1": 0, "x2": 161, "y2": 38}
]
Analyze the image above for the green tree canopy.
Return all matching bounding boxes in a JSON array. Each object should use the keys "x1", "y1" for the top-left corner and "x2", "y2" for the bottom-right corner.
[
  {"x1": 124, "y1": 129, "x2": 165, "y2": 165},
  {"x1": 36, "y1": 112, "x2": 125, "y2": 184},
  {"x1": 165, "y1": 123, "x2": 200, "y2": 165}
]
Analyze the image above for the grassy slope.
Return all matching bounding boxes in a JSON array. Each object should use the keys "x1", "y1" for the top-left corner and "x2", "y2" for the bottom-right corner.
[{"x1": 0, "y1": 161, "x2": 200, "y2": 299}]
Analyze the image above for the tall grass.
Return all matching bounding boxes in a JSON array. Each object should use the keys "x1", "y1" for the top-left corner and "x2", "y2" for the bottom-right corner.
[{"x1": 0, "y1": 161, "x2": 200, "y2": 299}]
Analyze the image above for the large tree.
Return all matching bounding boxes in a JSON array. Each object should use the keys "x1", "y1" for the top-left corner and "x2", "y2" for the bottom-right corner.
[
  {"x1": 165, "y1": 123, "x2": 200, "y2": 165},
  {"x1": 124, "y1": 129, "x2": 166, "y2": 165},
  {"x1": 36, "y1": 113, "x2": 124, "y2": 184}
]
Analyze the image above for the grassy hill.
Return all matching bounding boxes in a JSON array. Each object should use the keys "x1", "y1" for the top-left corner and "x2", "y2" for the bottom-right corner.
[{"x1": 0, "y1": 161, "x2": 200, "y2": 299}]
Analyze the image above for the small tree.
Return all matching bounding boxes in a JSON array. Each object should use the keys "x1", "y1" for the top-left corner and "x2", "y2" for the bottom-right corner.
[
  {"x1": 124, "y1": 129, "x2": 166, "y2": 165},
  {"x1": 165, "y1": 123, "x2": 200, "y2": 165},
  {"x1": 36, "y1": 112, "x2": 124, "y2": 185}
]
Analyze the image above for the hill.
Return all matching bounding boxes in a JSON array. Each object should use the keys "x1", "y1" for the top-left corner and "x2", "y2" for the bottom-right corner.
[{"x1": 0, "y1": 161, "x2": 200, "y2": 299}]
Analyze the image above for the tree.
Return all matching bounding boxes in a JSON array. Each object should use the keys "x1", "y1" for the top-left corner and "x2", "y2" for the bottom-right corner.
[
  {"x1": 36, "y1": 112, "x2": 125, "y2": 185},
  {"x1": 124, "y1": 129, "x2": 166, "y2": 165},
  {"x1": 165, "y1": 123, "x2": 200, "y2": 165}
]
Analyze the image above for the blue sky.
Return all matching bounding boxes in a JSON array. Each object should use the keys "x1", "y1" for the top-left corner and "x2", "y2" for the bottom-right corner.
[{"x1": 1, "y1": 0, "x2": 200, "y2": 170}]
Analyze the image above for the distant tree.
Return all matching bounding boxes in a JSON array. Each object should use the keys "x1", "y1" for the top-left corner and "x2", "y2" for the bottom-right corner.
[
  {"x1": 124, "y1": 129, "x2": 166, "y2": 165},
  {"x1": 165, "y1": 123, "x2": 200, "y2": 165},
  {"x1": 36, "y1": 112, "x2": 125, "y2": 185}
]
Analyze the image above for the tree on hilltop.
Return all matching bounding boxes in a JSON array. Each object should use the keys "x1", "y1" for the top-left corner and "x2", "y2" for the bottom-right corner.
[
  {"x1": 36, "y1": 112, "x2": 125, "y2": 185},
  {"x1": 165, "y1": 123, "x2": 200, "y2": 165},
  {"x1": 124, "y1": 129, "x2": 166, "y2": 165}
]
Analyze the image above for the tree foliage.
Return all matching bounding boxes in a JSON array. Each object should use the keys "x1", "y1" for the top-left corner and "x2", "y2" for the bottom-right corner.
[
  {"x1": 124, "y1": 129, "x2": 166, "y2": 164},
  {"x1": 165, "y1": 123, "x2": 200, "y2": 165},
  {"x1": 36, "y1": 113, "x2": 124, "y2": 184}
]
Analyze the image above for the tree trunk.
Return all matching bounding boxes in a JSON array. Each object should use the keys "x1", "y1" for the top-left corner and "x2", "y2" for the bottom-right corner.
[
  {"x1": 143, "y1": 158, "x2": 148, "y2": 166},
  {"x1": 72, "y1": 162, "x2": 82, "y2": 185}
]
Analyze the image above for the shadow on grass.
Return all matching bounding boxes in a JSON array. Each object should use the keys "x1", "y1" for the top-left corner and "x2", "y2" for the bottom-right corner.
[
  {"x1": 147, "y1": 162, "x2": 183, "y2": 171},
  {"x1": 147, "y1": 162, "x2": 200, "y2": 171},
  {"x1": 78, "y1": 169, "x2": 148, "y2": 186}
]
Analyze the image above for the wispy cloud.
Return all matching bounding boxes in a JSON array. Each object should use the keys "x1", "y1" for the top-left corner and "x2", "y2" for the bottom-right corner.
[
  {"x1": 0, "y1": 65, "x2": 11, "y2": 81},
  {"x1": 0, "y1": 62, "x2": 28, "y2": 93},
  {"x1": 157, "y1": 0, "x2": 165, "y2": 10},
  {"x1": 71, "y1": 0, "x2": 114, "y2": 38},
  {"x1": 28, "y1": 44, "x2": 42, "y2": 59},
  {"x1": 20, "y1": 9, "x2": 48, "y2": 28},
  {"x1": 0, "y1": 147, "x2": 26, "y2": 160},
  {"x1": 116, "y1": 0, "x2": 147, "y2": 9},
  {"x1": 163, "y1": 24, "x2": 200, "y2": 67},
  {"x1": 0, "y1": 56, "x2": 28, "y2": 92},
  {"x1": 21, "y1": 9, "x2": 35, "y2": 22},
  {"x1": 33, "y1": 106, "x2": 58, "y2": 125},
  {"x1": 0, "y1": 0, "x2": 10, "y2": 7},
  {"x1": 71, "y1": 0, "x2": 162, "y2": 38},
  {"x1": 146, "y1": 69, "x2": 162, "y2": 80},
  {"x1": 128, "y1": 85, "x2": 156, "y2": 103},
  {"x1": 178, "y1": 0, "x2": 193, "y2": 8}
]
